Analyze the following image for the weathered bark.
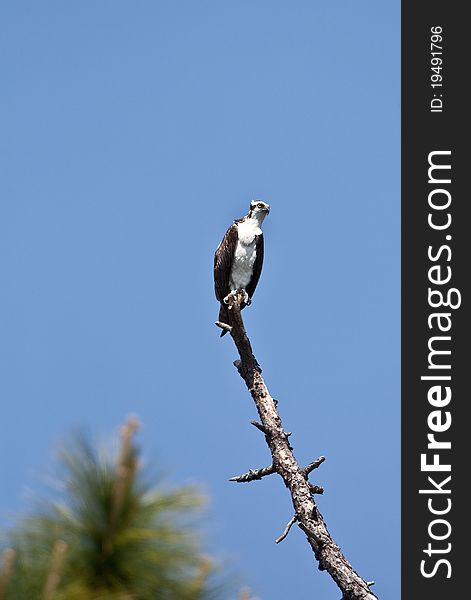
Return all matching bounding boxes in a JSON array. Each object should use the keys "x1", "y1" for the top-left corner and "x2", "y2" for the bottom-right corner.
[{"x1": 221, "y1": 292, "x2": 378, "y2": 600}]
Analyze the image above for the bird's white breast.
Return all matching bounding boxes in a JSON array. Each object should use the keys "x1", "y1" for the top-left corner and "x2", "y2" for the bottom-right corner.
[{"x1": 229, "y1": 219, "x2": 261, "y2": 291}]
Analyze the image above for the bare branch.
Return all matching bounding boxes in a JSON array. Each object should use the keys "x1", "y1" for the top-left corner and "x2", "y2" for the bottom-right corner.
[
  {"x1": 250, "y1": 420, "x2": 270, "y2": 435},
  {"x1": 230, "y1": 464, "x2": 276, "y2": 483},
  {"x1": 221, "y1": 292, "x2": 378, "y2": 600},
  {"x1": 309, "y1": 484, "x2": 324, "y2": 495},
  {"x1": 302, "y1": 456, "x2": 326, "y2": 478},
  {"x1": 275, "y1": 515, "x2": 298, "y2": 544},
  {"x1": 215, "y1": 320, "x2": 232, "y2": 333}
]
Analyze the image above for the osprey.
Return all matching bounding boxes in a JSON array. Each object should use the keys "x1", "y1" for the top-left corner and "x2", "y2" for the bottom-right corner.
[{"x1": 214, "y1": 200, "x2": 270, "y2": 336}]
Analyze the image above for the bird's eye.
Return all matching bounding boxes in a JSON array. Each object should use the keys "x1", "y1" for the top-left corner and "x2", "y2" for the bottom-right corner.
[{"x1": 257, "y1": 203, "x2": 263, "y2": 208}]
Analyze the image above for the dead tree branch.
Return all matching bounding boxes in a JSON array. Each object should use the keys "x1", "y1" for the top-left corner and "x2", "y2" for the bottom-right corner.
[
  {"x1": 220, "y1": 292, "x2": 378, "y2": 600},
  {"x1": 229, "y1": 464, "x2": 276, "y2": 483},
  {"x1": 302, "y1": 456, "x2": 326, "y2": 477},
  {"x1": 275, "y1": 515, "x2": 298, "y2": 544}
]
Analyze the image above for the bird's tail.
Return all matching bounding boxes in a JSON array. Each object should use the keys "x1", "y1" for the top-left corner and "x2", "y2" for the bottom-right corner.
[{"x1": 218, "y1": 304, "x2": 230, "y2": 337}]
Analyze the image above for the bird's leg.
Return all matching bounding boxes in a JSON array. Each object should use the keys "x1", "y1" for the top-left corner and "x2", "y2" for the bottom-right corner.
[{"x1": 241, "y1": 289, "x2": 251, "y2": 305}]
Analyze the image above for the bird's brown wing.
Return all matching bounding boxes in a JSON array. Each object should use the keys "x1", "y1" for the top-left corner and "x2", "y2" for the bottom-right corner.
[
  {"x1": 214, "y1": 223, "x2": 238, "y2": 303},
  {"x1": 245, "y1": 233, "x2": 264, "y2": 299}
]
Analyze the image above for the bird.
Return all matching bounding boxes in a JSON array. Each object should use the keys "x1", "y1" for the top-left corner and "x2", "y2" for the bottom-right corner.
[{"x1": 214, "y1": 200, "x2": 270, "y2": 336}]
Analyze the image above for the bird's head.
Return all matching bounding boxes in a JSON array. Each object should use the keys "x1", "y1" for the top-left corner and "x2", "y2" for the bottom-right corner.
[{"x1": 248, "y1": 200, "x2": 270, "y2": 222}]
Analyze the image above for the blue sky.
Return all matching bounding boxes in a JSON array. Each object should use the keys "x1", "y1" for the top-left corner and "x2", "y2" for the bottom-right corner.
[{"x1": 0, "y1": 1, "x2": 399, "y2": 598}]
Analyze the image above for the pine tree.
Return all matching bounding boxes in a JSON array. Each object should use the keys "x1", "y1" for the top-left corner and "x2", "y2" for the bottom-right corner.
[{"x1": 1, "y1": 418, "x2": 222, "y2": 600}]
